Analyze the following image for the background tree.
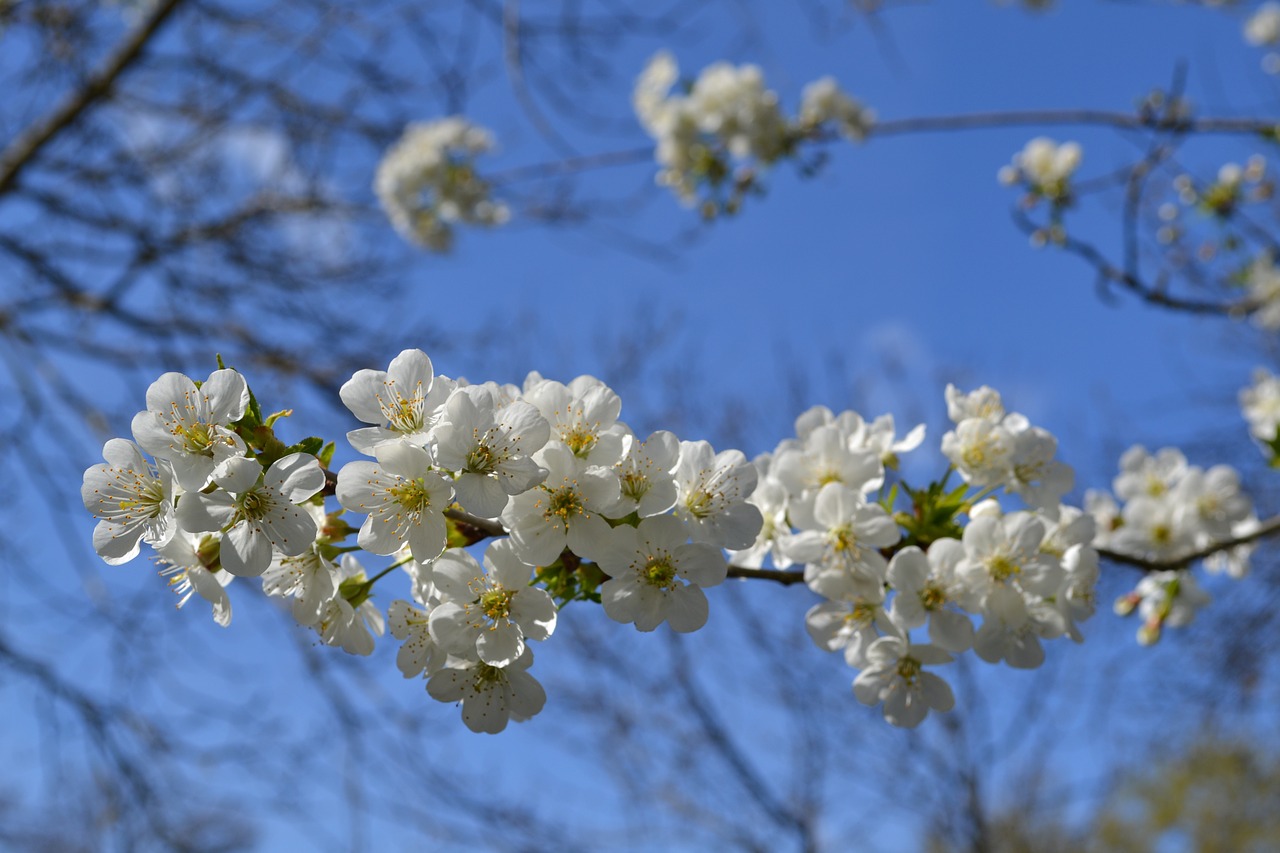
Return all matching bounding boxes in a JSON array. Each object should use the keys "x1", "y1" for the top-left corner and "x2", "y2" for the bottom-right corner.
[{"x1": 5, "y1": 1, "x2": 1280, "y2": 850}]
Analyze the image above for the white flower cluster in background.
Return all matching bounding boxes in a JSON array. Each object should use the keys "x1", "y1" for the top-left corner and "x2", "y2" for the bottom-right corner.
[
  {"x1": 633, "y1": 52, "x2": 873, "y2": 212},
  {"x1": 730, "y1": 385, "x2": 1098, "y2": 727},
  {"x1": 1243, "y1": 253, "x2": 1280, "y2": 330},
  {"x1": 998, "y1": 137, "x2": 1082, "y2": 204},
  {"x1": 374, "y1": 117, "x2": 509, "y2": 252},
  {"x1": 1089, "y1": 445, "x2": 1258, "y2": 643},
  {"x1": 1242, "y1": 367, "x2": 1280, "y2": 449},
  {"x1": 1245, "y1": 2, "x2": 1280, "y2": 72}
]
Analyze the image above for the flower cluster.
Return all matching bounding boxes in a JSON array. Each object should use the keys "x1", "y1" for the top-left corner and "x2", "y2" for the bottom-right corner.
[
  {"x1": 1089, "y1": 445, "x2": 1258, "y2": 642},
  {"x1": 998, "y1": 137, "x2": 1082, "y2": 205},
  {"x1": 633, "y1": 52, "x2": 872, "y2": 215},
  {"x1": 1246, "y1": 2, "x2": 1280, "y2": 72},
  {"x1": 84, "y1": 351, "x2": 765, "y2": 734},
  {"x1": 81, "y1": 368, "x2": 328, "y2": 628},
  {"x1": 1242, "y1": 367, "x2": 1280, "y2": 452},
  {"x1": 374, "y1": 117, "x2": 509, "y2": 252},
  {"x1": 86, "y1": 358, "x2": 1264, "y2": 734},
  {"x1": 731, "y1": 385, "x2": 1099, "y2": 727}
]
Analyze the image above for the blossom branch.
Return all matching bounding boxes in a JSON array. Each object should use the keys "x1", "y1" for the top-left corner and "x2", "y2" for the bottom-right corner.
[{"x1": 1097, "y1": 514, "x2": 1280, "y2": 572}]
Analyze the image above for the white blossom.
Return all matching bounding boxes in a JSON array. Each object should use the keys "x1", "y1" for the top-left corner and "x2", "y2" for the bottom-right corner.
[
  {"x1": 852, "y1": 637, "x2": 955, "y2": 728},
  {"x1": 177, "y1": 453, "x2": 325, "y2": 577},
  {"x1": 375, "y1": 117, "x2": 509, "y2": 251},
  {"x1": 82, "y1": 438, "x2": 177, "y2": 565},
  {"x1": 335, "y1": 441, "x2": 454, "y2": 563},
  {"x1": 130, "y1": 369, "x2": 248, "y2": 491},
  {"x1": 426, "y1": 648, "x2": 546, "y2": 734},
  {"x1": 340, "y1": 348, "x2": 452, "y2": 455}
]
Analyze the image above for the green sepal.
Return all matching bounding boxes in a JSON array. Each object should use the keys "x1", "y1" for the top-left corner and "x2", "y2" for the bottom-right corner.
[
  {"x1": 535, "y1": 551, "x2": 604, "y2": 607},
  {"x1": 317, "y1": 441, "x2": 336, "y2": 469},
  {"x1": 264, "y1": 409, "x2": 294, "y2": 428},
  {"x1": 339, "y1": 575, "x2": 373, "y2": 609}
]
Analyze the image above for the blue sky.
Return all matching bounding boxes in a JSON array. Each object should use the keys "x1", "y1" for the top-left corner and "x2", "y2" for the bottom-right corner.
[{"x1": 11, "y1": 1, "x2": 1280, "y2": 850}]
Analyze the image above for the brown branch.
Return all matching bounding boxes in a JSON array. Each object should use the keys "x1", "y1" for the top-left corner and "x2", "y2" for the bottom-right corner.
[
  {"x1": 0, "y1": 0, "x2": 186, "y2": 197},
  {"x1": 1097, "y1": 514, "x2": 1280, "y2": 572}
]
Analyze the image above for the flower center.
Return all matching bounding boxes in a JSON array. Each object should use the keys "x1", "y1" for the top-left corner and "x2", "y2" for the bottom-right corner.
[
  {"x1": 472, "y1": 662, "x2": 506, "y2": 690},
  {"x1": 986, "y1": 554, "x2": 1021, "y2": 582},
  {"x1": 544, "y1": 486, "x2": 584, "y2": 523},
  {"x1": 479, "y1": 588, "x2": 515, "y2": 621},
  {"x1": 919, "y1": 583, "x2": 947, "y2": 612},
  {"x1": 239, "y1": 488, "x2": 270, "y2": 520},
  {"x1": 389, "y1": 478, "x2": 432, "y2": 512},
  {"x1": 466, "y1": 443, "x2": 497, "y2": 474},
  {"x1": 561, "y1": 425, "x2": 597, "y2": 457},
  {"x1": 621, "y1": 470, "x2": 651, "y2": 502},
  {"x1": 896, "y1": 655, "x2": 921, "y2": 686},
  {"x1": 642, "y1": 556, "x2": 678, "y2": 589}
]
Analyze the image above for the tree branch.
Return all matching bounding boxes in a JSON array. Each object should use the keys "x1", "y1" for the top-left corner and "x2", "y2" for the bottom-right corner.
[{"x1": 0, "y1": 0, "x2": 186, "y2": 196}]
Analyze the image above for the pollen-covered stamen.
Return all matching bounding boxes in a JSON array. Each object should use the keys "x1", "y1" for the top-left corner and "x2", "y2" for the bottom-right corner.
[
  {"x1": 918, "y1": 583, "x2": 947, "y2": 612},
  {"x1": 378, "y1": 380, "x2": 427, "y2": 433},
  {"x1": 472, "y1": 661, "x2": 507, "y2": 690},
  {"x1": 845, "y1": 601, "x2": 877, "y2": 627},
  {"x1": 389, "y1": 477, "x2": 433, "y2": 512},
  {"x1": 1151, "y1": 524, "x2": 1173, "y2": 546},
  {"x1": 561, "y1": 424, "x2": 598, "y2": 457},
  {"x1": 465, "y1": 442, "x2": 499, "y2": 475},
  {"x1": 817, "y1": 470, "x2": 843, "y2": 486},
  {"x1": 641, "y1": 554, "x2": 678, "y2": 590},
  {"x1": 237, "y1": 488, "x2": 272, "y2": 521},
  {"x1": 94, "y1": 468, "x2": 166, "y2": 523},
  {"x1": 478, "y1": 588, "x2": 516, "y2": 622},
  {"x1": 620, "y1": 470, "x2": 651, "y2": 502},
  {"x1": 174, "y1": 420, "x2": 216, "y2": 455},
  {"x1": 543, "y1": 485, "x2": 586, "y2": 523},
  {"x1": 895, "y1": 655, "x2": 922, "y2": 686},
  {"x1": 986, "y1": 554, "x2": 1022, "y2": 583},
  {"x1": 830, "y1": 523, "x2": 861, "y2": 556}
]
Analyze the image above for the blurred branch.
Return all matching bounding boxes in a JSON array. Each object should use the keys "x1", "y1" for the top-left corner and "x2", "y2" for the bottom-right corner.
[{"x1": 0, "y1": 0, "x2": 186, "y2": 196}]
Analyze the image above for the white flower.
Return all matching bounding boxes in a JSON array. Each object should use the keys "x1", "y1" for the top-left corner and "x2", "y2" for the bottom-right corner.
[
  {"x1": 82, "y1": 438, "x2": 177, "y2": 565},
  {"x1": 260, "y1": 504, "x2": 339, "y2": 627},
  {"x1": 852, "y1": 636, "x2": 954, "y2": 728},
  {"x1": 673, "y1": 440, "x2": 763, "y2": 550},
  {"x1": 1005, "y1": 421, "x2": 1073, "y2": 513},
  {"x1": 340, "y1": 349, "x2": 452, "y2": 455},
  {"x1": 798, "y1": 76, "x2": 875, "y2": 141},
  {"x1": 773, "y1": 422, "x2": 884, "y2": 500},
  {"x1": 432, "y1": 385, "x2": 550, "y2": 518},
  {"x1": 886, "y1": 543, "x2": 974, "y2": 653},
  {"x1": 597, "y1": 514, "x2": 727, "y2": 633},
  {"x1": 314, "y1": 554, "x2": 386, "y2": 656},
  {"x1": 429, "y1": 541, "x2": 557, "y2": 666},
  {"x1": 388, "y1": 599, "x2": 447, "y2": 678},
  {"x1": 1122, "y1": 569, "x2": 1211, "y2": 645},
  {"x1": 1113, "y1": 445, "x2": 1187, "y2": 501},
  {"x1": 335, "y1": 441, "x2": 454, "y2": 563},
  {"x1": 805, "y1": 584, "x2": 894, "y2": 668},
  {"x1": 941, "y1": 418, "x2": 1014, "y2": 488},
  {"x1": 1241, "y1": 367, "x2": 1280, "y2": 444},
  {"x1": 856, "y1": 414, "x2": 925, "y2": 469},
  {"x1": 521, "y1": 374, "x2": 628, "y2": 466},
  {"x1": 1001, "y1": 137, "x2": 1081, "y2": 200},
  {"x1": 500, "y1": 442, "x2": 619, "y2": 566},
  {"x1": 1246, "y1": 2, "x2": 1280, "y2": 46},
  {"x1": 726, "y1": 470, "x2": 791, "y2": 570},
  {"x1": 155, "y1": 531, "x2": 233, "y2": 627},
  {"x1": 945, "y1": 384, "x2": 1005, "y2": 424},
  {"x1": 611, "y1": 430, "x2": 680, "y2": 518},
  {"x1": 788, "y1": 482, "x2": 900, "y2": 601},
  {"x1": 130, "y1": 369, "x2": 248, "y2": 490},
  {"x1": 1244, "y1": 254, "x2": 1280, "y2": 329},
  {"x1": 956, "y1": 512, "x2": 1063, "y2": 621},
  {"x1": 426, "y1": 648, "x2": 546, "y2": 734},
  {"x1": 375, "y1": 117, "x2": 508, "y2": 251},
  {"x1": 177, "y1": 453, "x2": 325, "y2": 577}
]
